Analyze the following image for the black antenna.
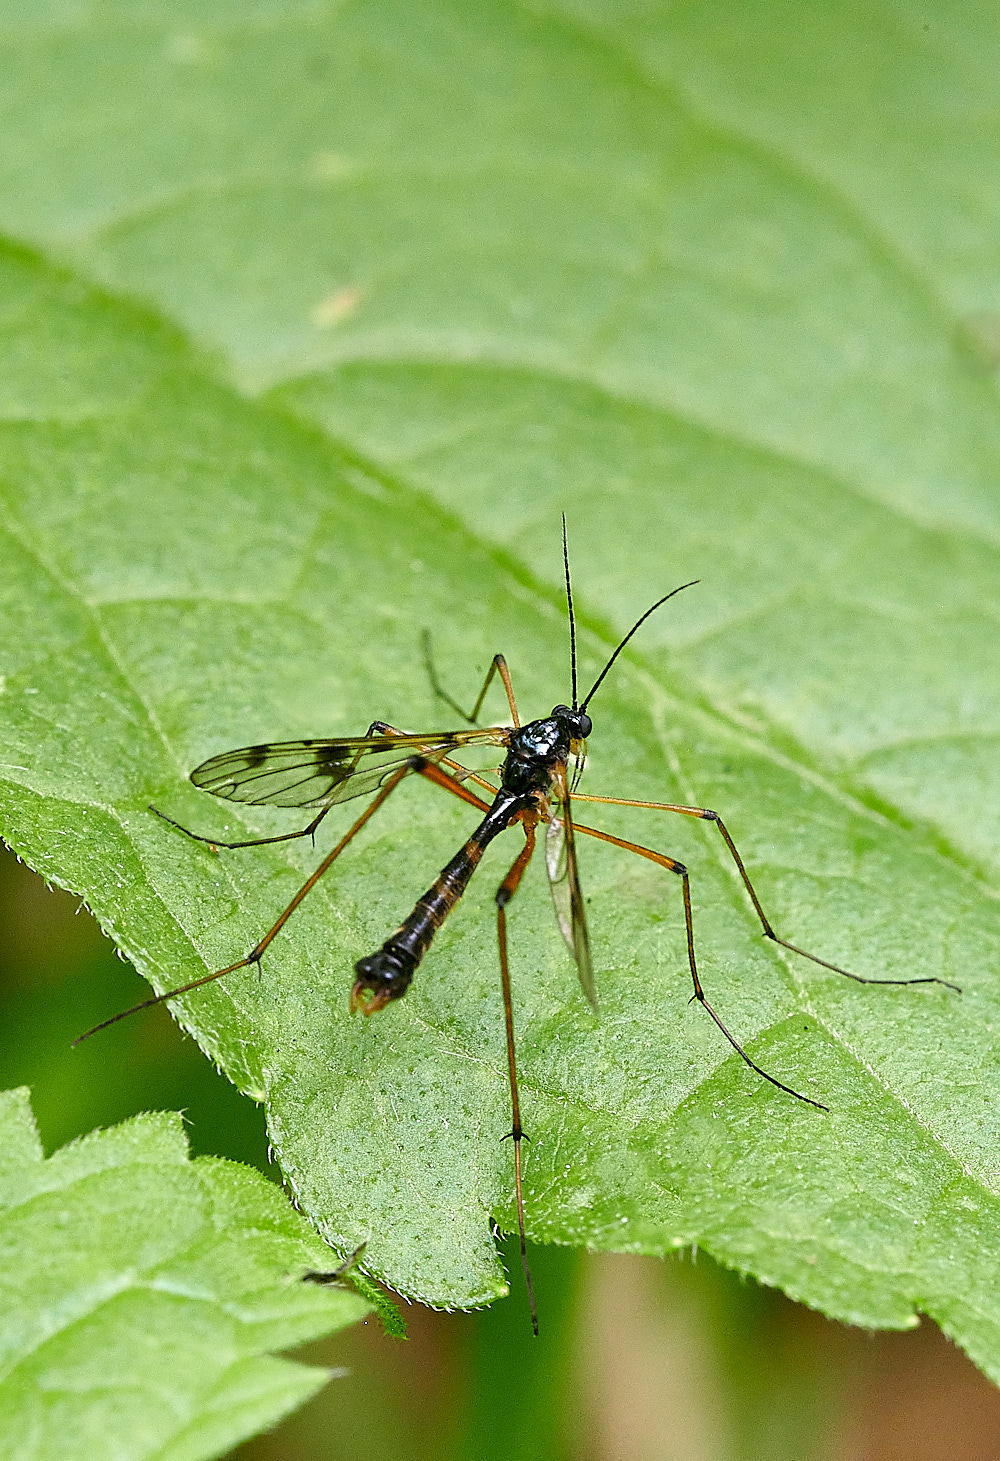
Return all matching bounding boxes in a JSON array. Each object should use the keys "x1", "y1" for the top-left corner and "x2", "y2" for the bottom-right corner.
[
  {"x1": 562, "y1": 514, "x2": 579, "y2": 709},
  {"x1": 579, "y1": 581, "x2": 699, "y2": 713}
]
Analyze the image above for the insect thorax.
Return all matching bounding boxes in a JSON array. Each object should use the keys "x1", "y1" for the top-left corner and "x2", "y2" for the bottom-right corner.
[{"x1": 502, "y1": 712, "x2": 580, "y2": 797}]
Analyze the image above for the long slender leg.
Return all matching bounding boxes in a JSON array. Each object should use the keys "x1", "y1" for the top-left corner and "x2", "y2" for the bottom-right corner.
[
  {"x1": 495, "y1": 820, "x2": 540, "y2": 1334},
  {"x1": 573, "y1": 819, "x2": 827, "y2": 1110},
  {"x1": 149, "y1": 801, "x2": 334, "y2": 851},
  {"x1": 422, "y1": 636, "x2": 520, "y2": 727},
  {"x1": 573, "y1": 795, "x2": 958, "y2": 992},
  {"x1": 410, "y1": 757, "x2": 492, "y2": 814},
  {"x1": 76, "y1": 759, "x2": 494, "y2": 1045}
]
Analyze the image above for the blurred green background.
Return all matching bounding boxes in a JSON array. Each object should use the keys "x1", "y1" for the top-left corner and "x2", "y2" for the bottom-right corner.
[{"x1": 5, "y1": 838, "x2": 1000, "y2": 1461}]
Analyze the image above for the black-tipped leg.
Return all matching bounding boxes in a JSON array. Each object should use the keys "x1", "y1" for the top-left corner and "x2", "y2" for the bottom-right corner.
[
  {"x1": 422, "y1": 635, "x2": 520, "y2": 728},
  {"x1": 572, "y1": 818, "x2": 828, "y2": 1110},
  {"x1": 76, "y1": 769, "x2": 416, "y2": 1046},
  {"x1": 495, "y1": 821, "x2": 540, "y2": 1334},
  {"x1": 572, "y1": 794, "x2": 961, "y2": 995},
  {"x1": 149, "y1": 801, "x2": 333, "y2": 851},
  {"x1": 78, "y1": 756, "x2": 499, "y2": 1046}
]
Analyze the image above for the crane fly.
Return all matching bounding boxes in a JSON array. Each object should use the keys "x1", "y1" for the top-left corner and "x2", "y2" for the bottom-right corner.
[{"x1": 78, "y1": 520, "x2": 958, "y2": 1333}]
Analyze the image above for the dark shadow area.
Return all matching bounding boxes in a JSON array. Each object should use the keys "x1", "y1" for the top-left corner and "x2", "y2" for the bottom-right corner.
[{"x1": 0, "y1": 840, "x2": 270, "y2": 1168}]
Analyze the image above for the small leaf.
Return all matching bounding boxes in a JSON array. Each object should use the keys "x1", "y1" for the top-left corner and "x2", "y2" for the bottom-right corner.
[{"x1": 0, "y1": 1087, "x2": 369, "y2": 1461}]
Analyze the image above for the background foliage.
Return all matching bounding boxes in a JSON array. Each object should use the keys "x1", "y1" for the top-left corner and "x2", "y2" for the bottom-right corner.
[
  {"x1": 3, "y1": 1, "x2": 1000, "y2": 1455},
  {"x1": 0, "y1": 1085, "x2": 368, "y2": 1460}
]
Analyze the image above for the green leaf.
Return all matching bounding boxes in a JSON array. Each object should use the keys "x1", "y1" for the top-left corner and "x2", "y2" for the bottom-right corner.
[
  {"x1": 0, "y1": 1086, "x2": 369, "y2": 1461},
  {"x1": 1, "y1": 0, "x2": 1000, "y2": 1385}
]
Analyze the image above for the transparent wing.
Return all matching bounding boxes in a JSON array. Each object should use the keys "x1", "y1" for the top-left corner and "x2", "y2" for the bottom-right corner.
[
  {"x1": 190, "y1": 728, "x2": 508, "y2": 809},
  {"x1": 544, "y1": 763, "x2": 597, "y2": 1011}
]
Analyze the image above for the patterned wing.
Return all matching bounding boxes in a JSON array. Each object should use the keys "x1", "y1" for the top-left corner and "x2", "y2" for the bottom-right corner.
[
  {"x1": 544, "y1": 763, "x2": 597, "y2": 1010},
  {"x1": 190, "y1": 728, "x2": 507, "y2": 809}
]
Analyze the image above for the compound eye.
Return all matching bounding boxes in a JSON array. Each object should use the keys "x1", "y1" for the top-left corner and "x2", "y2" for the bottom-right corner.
[{"x1": 578, "y1": 712, "x2": 592, "y2": 738}]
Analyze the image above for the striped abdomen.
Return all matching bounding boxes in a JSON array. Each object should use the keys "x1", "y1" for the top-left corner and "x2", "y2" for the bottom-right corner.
[{"x1": 351, "y1": 791, "x2": 526, "y2": 1013}]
